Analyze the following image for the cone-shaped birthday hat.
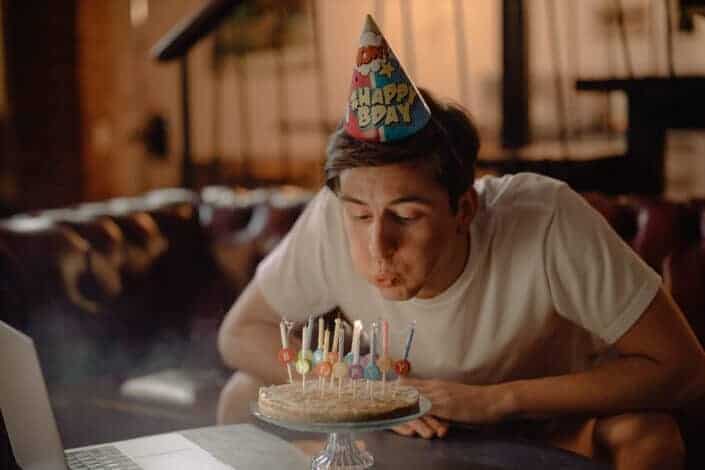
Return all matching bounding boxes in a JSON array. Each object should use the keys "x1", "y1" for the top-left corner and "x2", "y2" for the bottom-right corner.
[{"x1": 344, "y1": 15, "x2": 431, "y2": 142}]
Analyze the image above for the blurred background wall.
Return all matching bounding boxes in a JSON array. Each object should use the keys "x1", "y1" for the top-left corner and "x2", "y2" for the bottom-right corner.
[{"x1": 1, "y1": 0, "x2": 705, "y2": 211}]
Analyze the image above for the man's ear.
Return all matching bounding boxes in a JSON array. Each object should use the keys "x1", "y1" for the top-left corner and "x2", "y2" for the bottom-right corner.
[{"x1": 456, "y1": 187, "x2": 478, "y2": 231}]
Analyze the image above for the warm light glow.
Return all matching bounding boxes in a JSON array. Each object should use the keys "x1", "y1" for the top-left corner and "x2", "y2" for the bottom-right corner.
[{"x1": 130, "y1": 0, "x2": 149, "y2": 27}]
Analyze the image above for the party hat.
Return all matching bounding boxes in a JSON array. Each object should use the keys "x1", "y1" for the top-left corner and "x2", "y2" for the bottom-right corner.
[{"x1": 344, "y1": 15, "x2": 431, "y2": 142}]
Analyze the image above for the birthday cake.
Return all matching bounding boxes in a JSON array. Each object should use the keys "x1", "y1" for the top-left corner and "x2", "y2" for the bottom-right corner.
[
  {"x1": 258, "y1": 381, "x2": 419, "y2": 423},
  {"x1": 263, "y1": 312, "x2": 418, "y2": 424}
]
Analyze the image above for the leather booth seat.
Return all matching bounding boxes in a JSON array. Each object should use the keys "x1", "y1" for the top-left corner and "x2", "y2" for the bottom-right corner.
[
  {"x1": 42, "y1": 207, "x2": 126, "y2": 301},
  {"x1": 0, "y1": 186, "x2": 315, "y2": 386},
  {"x1": 102, "y1": 198, "x2": 169, "y2": 277},
  {"x1": 0, "y1": 215, "x2": 124, "y2": 382},
  {"x1": 202, "y1": 185, "x2": 312, "y2": 293},
  {"x1": 199, "y1": 186, "x2": 270, "y2": 240}
]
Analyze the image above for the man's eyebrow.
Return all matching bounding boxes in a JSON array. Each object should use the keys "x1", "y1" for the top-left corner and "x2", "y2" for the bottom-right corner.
[
  {"x1": 339, "y1": 194, "x2": 433, "y2": 206},
  {"x1": 339, "y1": 194, "x2": 367, "y2": 205},
  {"x1": 388, "y1": 196, "x2": 434, "y2": 206}
]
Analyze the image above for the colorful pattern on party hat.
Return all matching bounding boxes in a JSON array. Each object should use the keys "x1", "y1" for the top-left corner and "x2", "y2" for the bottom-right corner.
[{"x1": 344, "y1": 15, "x2": 431, "y2": 142}]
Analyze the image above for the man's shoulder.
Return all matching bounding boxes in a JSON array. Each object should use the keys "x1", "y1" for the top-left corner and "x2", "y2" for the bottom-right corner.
[
  {"x1": 304, "y1": 187, "x2": 343, "y2": 224},
  {"x1": 312, "y1": 186, "x2": 340, "y2": 208},
  {"x1": 475, "y1": 172, "x2": 567, "y2": 214},
  {"x1": 292, "y1": 186, "x2": 348, "y2": 254}
]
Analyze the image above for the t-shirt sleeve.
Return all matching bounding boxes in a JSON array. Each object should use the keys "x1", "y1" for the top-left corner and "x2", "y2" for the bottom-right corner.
[
  {"x1": 255, "y1": 188, "x2": 340, "y2": 322},
  {"x1": 543, "y1": 184, "x2": 662, "y2": 344}
]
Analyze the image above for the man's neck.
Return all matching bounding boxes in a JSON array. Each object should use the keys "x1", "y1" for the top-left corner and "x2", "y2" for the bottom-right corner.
[{"x1": 416, "y1": 230, "x2": 470, "y2": 299}]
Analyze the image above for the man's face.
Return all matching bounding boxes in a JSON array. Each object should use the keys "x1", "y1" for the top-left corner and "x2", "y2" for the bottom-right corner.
[{"x1": 338, "y1": 162, "x2": 473, "y2": 301}]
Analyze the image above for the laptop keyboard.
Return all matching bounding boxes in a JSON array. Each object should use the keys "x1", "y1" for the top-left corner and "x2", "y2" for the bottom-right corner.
[{"x1": 66, "y1": 445, "x2": 140, "y2": 470}]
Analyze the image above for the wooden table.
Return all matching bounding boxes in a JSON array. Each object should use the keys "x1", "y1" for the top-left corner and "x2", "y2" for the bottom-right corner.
[
  {"x1": 49, "y1": 376, "x2": 608, "y2": 468},
  {"x1": 181, "y1": 421, "x2": 610, "y2": 470}
]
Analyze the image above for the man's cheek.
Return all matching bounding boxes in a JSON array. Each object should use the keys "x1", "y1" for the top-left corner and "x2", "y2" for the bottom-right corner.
[{"x1": 348, "y1": 240, "x2": 371, "y2": 274}]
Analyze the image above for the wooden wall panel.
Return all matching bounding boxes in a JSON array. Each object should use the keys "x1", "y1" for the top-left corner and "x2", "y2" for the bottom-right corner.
[{"x1": 3, "y1": 0, "x2": 82, "y2": 210}]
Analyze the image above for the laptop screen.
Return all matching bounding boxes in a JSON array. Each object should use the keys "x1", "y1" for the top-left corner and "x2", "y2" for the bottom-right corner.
[{"x1": 0, "y1": 321, "x2": 69, "y2": 470}]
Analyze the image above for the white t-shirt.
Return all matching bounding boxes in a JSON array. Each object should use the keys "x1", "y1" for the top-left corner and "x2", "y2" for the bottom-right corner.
[{"x1": 256, "y1": 173, "x2": 661, "y2": 384}]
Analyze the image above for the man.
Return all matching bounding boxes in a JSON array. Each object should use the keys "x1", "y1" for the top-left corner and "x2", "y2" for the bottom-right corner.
[{"x1": 217, "y1": 15, "x2": 705, "y2": 469}]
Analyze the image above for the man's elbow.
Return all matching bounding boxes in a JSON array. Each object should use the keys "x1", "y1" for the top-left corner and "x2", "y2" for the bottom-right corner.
[{"x1": 671, "y1": 350, "x2": 705, "y2": 407}]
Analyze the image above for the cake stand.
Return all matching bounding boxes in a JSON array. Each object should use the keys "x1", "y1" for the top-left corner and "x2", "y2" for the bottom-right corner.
[{"x1": 251, "y1": 395, "x2": 431, "y2": 469}]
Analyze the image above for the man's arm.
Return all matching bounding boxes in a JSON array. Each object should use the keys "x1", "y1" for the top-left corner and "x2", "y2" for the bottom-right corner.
[
  {"x1": 405, "y1": 287, "x2": 705, "y2": 423},
  {"x1": 508, "y1": 287, "x2": 705, "y2": 418},
  {"x1": 217, "y1": 281, "x2": 300, "y2": 385}
]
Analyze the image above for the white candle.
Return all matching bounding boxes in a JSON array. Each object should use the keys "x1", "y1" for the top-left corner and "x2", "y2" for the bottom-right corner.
[
  {"x1": 280, "y1": 321, "x2": 288, "y2": 348},
  {"x1": 331, "y1": 318, "x2": 341, "y2": 353},
  {"x1": 369, "y1": 322, "x2": 377, "y2": 359},
  {"x1": 302, "y1": 325, "x2": 310, "y2": 351},
  {"x1": 306, "y1": 316, "x2": 314, "y2": 349},
  {"x1": 317, "y1": 317, "x2": 324, "y2": 349},
  {"x1": 323, "y1": 329, "x2": 330, "y2": 354},
  {"x1": 352, "y1": 320, "x2": 362, "y2": 364},
  {"x1": 338, "y1": 333, "x2": 345, "y2": 362},
  {"x1": 280, "y1": 320, "x2": 293, "y2": 384}
]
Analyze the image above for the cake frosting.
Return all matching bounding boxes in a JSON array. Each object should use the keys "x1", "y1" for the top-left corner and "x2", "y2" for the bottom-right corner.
[{"x1": 258, "y1": 381, "x2": 420, "y2": 423}]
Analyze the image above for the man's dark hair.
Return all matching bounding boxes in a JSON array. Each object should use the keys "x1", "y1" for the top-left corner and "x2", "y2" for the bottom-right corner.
[{"x1": 324, "y1": 88, "x2": 480, "y2": 212}]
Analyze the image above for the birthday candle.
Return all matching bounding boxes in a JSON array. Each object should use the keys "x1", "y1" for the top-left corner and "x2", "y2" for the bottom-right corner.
[
  {"x1": 403, "y1": 320, "x2": 416, "y2": 360},
  {"x1": 313, "y1": 317, "x2": 325, "y2": 366},
  {"x1": 306, "y1": 316, "x2": 314, "y2": 348},
  {"x1": 377, "y1": 319, "x2": 392, "y2": 396},
  {"x1": 338, "y1": 334, "x2": 344, "y2": 362},
  {"x1": 329, "y1": 320, "x2": 340, "y2": 389},
  {"x1": 393, "y1": 321, "x2": 415, "y2": 397},
  {"x1": 369, "y1": 322, "x2": 376, "y2": 359},
  {"x1": 315, "y1": 328, "x2": 332, "y2": 397},
  {"x1": 317, "y1": 318, "x2": 324, "y2": 349},
  {"x1": 352, "y1": 320, "x2": 362, "y2": 365},
  {"x1": 331, "y1": 318, "x2": 341, "y2": 353},
  {"x1": 278, "y1": 320, "x2": 294, "y2": 384},
  {"x1": 381, "y1": 319, "x2": 389, "y2": 357},
  {"x1": 302, "y1": 324, "x2": 310, "y2": 351},
  {"x1": 323, "y1": 329, "x2": 330, "y2": 355},
  {"x1": 349, "y1": 321, "x2": 364, "y2": 397},
  {"x1": 332, "y1": 333, "x2": 349, "y2": 399},
  {"x1": 296, "y1": 325, "x2": 312, "y2": 393},
  {"x1": 364, "y1": 322, "x2": 382, "y2": 398},
  {"x1": 280, "y1": 321, "x2": 288, "y2": 349}
]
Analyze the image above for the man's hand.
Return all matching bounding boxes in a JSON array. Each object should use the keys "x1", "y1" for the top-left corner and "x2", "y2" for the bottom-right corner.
[
  {"x1": 391, "y1": 416, "x2": 449, "y2": 439},
  {"x1": 401, "y1": 378, "x2": 514, "y2": 424}
]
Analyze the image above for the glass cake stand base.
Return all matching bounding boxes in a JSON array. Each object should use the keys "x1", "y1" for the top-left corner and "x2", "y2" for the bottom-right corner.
[
  {"x1": 311, "y1": 432, "x2": 374, "y2": 469},
  {"x1": 251, "y1": 396, "x2": 431, "y2": 470}
]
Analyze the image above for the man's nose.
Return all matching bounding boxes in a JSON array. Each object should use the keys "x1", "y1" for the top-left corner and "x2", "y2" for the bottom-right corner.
[{"x1": 369, "y1": 218, "x2": 396, "y2": 260}]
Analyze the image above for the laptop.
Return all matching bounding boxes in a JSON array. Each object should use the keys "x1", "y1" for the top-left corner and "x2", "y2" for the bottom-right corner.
[{"x1": 0, "y1": 320, "x2": 234, "y2": 470}]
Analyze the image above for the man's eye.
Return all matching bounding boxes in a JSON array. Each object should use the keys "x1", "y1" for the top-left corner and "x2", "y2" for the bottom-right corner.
[
  {"x1": 351, "y1": 213, "x2": 371, "y2": 221},
  {"x1": 392, "y1": 213, "x2": 420, "y2": 223}
]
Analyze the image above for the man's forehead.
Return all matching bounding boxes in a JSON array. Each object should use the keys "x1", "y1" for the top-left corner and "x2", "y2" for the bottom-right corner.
[
  {"x1": 338, "y1": 164, "x2": 443, "y2": 204},
  {"x1": 339, "y1": 193, "x2": 434, "y2": 207},
  {"x1": 339, "y1": 162, "x2": 435, "y2": 183}
]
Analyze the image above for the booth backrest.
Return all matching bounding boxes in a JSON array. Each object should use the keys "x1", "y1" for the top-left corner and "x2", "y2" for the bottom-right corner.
[{"x1": 0, "y1": 185, "x2": 314, "y2": 384}]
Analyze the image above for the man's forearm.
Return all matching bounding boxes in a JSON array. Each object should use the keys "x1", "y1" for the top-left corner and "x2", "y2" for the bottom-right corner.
[
  {"x1": 219, "y1": 321, "x2": 301, "y2": 385},
  {"x1": 498, "y1": 355, "x2": 700, "y2": 421}
]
